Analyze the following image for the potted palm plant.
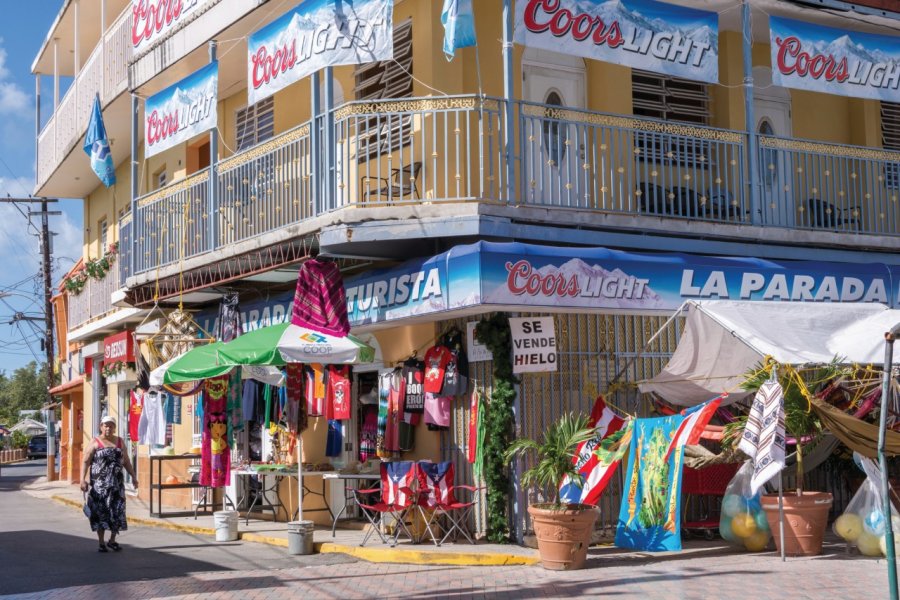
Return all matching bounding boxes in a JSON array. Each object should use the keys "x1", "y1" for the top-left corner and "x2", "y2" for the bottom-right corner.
[
  {"x1": 725, "y1": 360, "x2": 846, "y2": 556},
  {"x1": 504, "y1": 412, "x2": 598, "y2": 570}
]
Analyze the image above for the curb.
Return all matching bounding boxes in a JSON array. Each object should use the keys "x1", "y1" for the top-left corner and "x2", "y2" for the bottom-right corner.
[{"x1": 51, "y1": 494, "x2": 538, "y2": 566}]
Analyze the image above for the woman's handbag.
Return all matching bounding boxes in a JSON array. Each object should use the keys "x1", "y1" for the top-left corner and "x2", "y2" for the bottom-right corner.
[{"x1": 82, "y1": 491, "x2": 91, "y2": 519}]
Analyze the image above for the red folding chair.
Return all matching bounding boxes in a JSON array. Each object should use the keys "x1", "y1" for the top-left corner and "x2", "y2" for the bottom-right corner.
[
  {"x1": 352, "y1": 461, "x2": 417, "y2": 546},
  {"x1": 416, "y1": 461, "x2": 478, "y2": 545}
]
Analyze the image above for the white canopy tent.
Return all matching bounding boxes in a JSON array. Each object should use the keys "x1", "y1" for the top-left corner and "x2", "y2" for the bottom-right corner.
[{"x1": 640, "y1": 300, "x2": 900, "y2": 407}]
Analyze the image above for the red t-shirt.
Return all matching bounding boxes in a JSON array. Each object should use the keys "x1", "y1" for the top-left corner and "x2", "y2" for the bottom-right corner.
[
  {"x1": 326, "y1": 365, "x2": 351, "y2": 420},
  {"x1": 423, "y1": 345, "x2": 452, "y2": 394}
]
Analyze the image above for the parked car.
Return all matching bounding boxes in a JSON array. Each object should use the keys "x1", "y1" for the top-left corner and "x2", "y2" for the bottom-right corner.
[{"x1": 27, "y1": 435, "x2": 47, "y2": 459}]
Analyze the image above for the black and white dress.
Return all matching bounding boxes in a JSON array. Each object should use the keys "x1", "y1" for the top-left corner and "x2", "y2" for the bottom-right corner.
[{"x1": 86, "y1": 437, "x2": 128, "y2": 533}]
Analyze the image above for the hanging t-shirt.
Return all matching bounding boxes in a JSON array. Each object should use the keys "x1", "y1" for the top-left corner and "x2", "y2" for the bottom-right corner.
[
  {"x1": 441, "y1": 349, "x2": 468, "y2": 396},
  {"x1": 163, "y1": 392, "x2": 182, "y2": 425},
  {"x1": 401, "y1": 360, "x2": 425, "y2": 413},
  {"x1": 443, "y1": 329, "x2": 469, "y2": 380},
  {"x1": 285, "y1": 364, "x2": 307, "y2": 433},
  {"x1": 326, "y1": 365, "x2": 352, "y2": 420},
  {"x1": 423, "y1": 345, "x2": 452, "y2": 394},
  {"x1": 138, "y1": 386, "x2": 167, "y2": 446},
  {"x1": 128, "y1": 389, "x2": 144, "y2": 442},
  {"x1": 242, "y1": 379, "x2": 259, "y2": 422},
  {"x1": 424, "y1": 392, "x2": 452, "y2": 430},
  {"x1": 359, "y1": 404, "x2": 378, "y2": 463},
  {"x1": 305, "y1": 364, "x2": 327, "y2": 417}
]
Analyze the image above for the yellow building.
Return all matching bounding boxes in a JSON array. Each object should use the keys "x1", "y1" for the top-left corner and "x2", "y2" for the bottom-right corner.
[{"x1": 34, "y1": 0, "x2": 900, "y2": 540}]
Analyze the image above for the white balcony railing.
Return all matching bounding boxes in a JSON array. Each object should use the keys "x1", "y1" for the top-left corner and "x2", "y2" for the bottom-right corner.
[
  {"x1": 67, "y1": 264, "x2": 120, "y2": 330},
  {"x1": 36, "y1": 6, "x2": 132, "y2": 188}
]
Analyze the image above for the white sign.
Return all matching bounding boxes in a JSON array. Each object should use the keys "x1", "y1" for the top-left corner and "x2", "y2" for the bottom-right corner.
[
  {"x1": 509, "y1": 316, "x2": 557, "y2": 374},
  {"x1": 144, "y1": 62, "x2": 218, "y2": 158},
  {"x1": 466, "y1": 321, "x2": 493, "y2": 363},
  {"x1": 247, "y1": 0, "x2": 394, "y2": 105}
]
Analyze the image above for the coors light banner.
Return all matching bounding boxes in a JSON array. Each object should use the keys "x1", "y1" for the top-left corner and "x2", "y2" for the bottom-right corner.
[
  {"x1": 771, "y1": 16, "x2": 900, "y2": 101},
  {"x1": 144, "y1": 62, "x2": 218, "y2": 158},
  {"x1": 514, "y1": 0, "x2": 718, "y2": 83},
  {"x1": 132, "y1": 0, "x2": 213, "y2": 51},
  {"x1": 247, "y1": 0, "x2": 393, "y2": 105}
]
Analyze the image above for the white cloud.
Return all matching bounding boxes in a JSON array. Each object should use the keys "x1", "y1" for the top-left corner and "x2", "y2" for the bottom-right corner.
[{"x1": 0, "y1": 82, "x2": 28, "y2": 114}]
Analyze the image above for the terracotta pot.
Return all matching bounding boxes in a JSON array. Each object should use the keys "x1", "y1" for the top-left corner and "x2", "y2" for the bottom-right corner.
[
  {"x1": 528, "y1": 504, "x2": 599, "y2": 570},
  {"x1": 761, "y1": 491, "x2": 833, "y2": 556}
]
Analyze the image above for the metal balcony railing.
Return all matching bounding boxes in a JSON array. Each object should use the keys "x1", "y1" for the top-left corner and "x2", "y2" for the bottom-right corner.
[
  {"x1": 129, "y1": 94, "x2": 900, "y2": 277},
  {"x1": 36, "y1": 7, "x2": 131, "y2": 188},
  {"x1": 67, "y1": 258, "x2": 122, "y2": 330}
]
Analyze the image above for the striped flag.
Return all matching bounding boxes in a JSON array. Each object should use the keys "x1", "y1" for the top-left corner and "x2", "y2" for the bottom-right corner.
[
  {"x1": 559, "y1": 395, "x2": 627, "y2": 505},
  {"x1": 664, "y1": 396, "x2": 722, "y2": 461}
]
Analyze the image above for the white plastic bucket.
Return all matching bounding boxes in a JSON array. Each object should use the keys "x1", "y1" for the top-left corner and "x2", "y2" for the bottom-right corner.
[
  {"x1": 287, "y1": 520, "x2": 315, "y2": 555},
  {"x1": 214, "y1": 510, "x2": 239, "y2": 542}
]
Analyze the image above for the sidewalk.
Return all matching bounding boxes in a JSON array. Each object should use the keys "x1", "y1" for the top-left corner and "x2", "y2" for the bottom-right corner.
[{"x1": 21, "y1": 476, "x2": 539, "y2": 566}]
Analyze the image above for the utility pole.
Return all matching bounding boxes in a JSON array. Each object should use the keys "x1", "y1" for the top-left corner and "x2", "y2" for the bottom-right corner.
[{"x1": 0, "y1": 196, "x2": 60, "y2": 481}]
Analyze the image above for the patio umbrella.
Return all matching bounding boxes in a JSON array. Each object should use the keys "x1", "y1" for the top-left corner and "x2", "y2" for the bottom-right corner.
[
  {"x1": 149, "y1": 341, "x2": 234, "y2": 385},
  {"x1": 217, "y1": 322, "x2": 375, "y2": 366}
]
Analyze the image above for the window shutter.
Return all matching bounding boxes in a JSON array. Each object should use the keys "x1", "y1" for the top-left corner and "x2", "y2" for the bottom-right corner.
[
  {"x1": 882, "y1": 101, "x2": 900, "y2": 189},
  {"x1": 353, "y1": 20, "x2": 413, "y2": 162},
  {"x1": 236, "y1": 97, "x2": 275, "y2": 152}
]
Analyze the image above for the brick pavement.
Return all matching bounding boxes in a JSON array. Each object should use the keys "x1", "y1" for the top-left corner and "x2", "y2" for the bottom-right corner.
[{"x1": 5, "y1": 541, "x2": 893, "y2": 600}]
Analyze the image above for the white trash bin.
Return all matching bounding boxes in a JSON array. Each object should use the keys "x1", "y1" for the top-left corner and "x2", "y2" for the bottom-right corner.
[
  {"x1": 287, "y1": 520, "x2": 315, "y2": 555},
  {"x1": 214, "y1": 510, "x2": 239, "y2": 542}
]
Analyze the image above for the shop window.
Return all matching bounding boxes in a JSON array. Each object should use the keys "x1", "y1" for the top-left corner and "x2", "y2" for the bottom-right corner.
[
  {"x1": 632, "y1": 69, "x2": 711, "y2": 168},
  {"x1": 353, "y1": 19, "x2": 413, "y2": 162},
  {"x1": 154, "y1": 165, "x2": 167, "y2": 190},
  {"x1": 236, "y1": 97, "x2": 275, "y2": 152},
  {"x1": 881, "y1": 101, "x2": 900, "y2": 189}
]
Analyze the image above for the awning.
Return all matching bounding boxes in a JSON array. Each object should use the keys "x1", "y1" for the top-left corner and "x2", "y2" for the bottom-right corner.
[
  {"x1": 639, "y1": 300, "x2": 900, "y2": 406},
  {"x1": 49, "y1": 378, "x2": 84, "y2": 395}
]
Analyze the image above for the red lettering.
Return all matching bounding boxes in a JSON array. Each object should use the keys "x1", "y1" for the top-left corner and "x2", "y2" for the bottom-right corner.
[
  {"x1": 775, "y1": 36, "x2": 849, "y2": 83},
  {"x1": 146, "y1": 109, "x2": 179, "y2": 146},
  {"x1": 505, "y1": 260, "x2": 580, "y2": 298},
  {"x1": 132, "y1": 0, "x2": 185, "y2": 48},
  {"x1": 251, "y1": 41, "x2": 298, "y2": 90},
  {"x1": 524, "y1": 0, "x2": 622, "y2": 49}
]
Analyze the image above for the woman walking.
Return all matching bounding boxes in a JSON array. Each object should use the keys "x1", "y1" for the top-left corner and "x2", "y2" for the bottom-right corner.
[{"x1": 80, "y1": 415, "x2": 138, "y2": 552}]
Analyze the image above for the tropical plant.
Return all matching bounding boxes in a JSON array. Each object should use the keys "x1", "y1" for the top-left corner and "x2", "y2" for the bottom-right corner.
[
  {"x1": 722, "y1": 357, "x2": 849, "y2": 493},
  {"x1": 503, "y1": 412, "x2": 595, "y2": 508}
]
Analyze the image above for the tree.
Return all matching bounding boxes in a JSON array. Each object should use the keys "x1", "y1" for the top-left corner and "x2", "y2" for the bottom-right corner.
[{"x1": 0, "y1": 362, "x2": 49, "y2": 427}]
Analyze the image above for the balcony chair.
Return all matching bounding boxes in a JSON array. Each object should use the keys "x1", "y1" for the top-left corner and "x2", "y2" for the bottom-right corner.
[
  {"x1": 365, "y1": 161, "x2": 423, "y2": 203},
  {"x1": 705, "y1": 188, "x2": 742, "y2": 220},
  {"x1": 414, "y1": 461, "x2": 478, "y2": 546},
  {"x1": 637, "y1": 182, "x2": 670, "y2": 215},
  {"x1": 806, "y1": 198, "x2": 859, "y2": 229},
  {"x1": 352, "y1": 461, "x2": 418, "y2": 546},
  {"x1": 669, "y1": 187, "x2": 701, "y2": 218}
]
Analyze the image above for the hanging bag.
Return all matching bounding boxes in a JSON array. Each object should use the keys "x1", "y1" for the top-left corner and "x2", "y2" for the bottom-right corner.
[
  {"x1": 834, "y1": 454, "x2": 899, "y2": 557},
  {"x1": 719, "y1": 460, "x2": 771, "y2": 551},
  {"x1": 82, "y1": 491, "x2": 91, "y2": 520}
]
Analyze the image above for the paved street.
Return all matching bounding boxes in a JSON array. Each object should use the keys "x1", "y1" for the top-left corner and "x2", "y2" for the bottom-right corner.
[{"x1": 1, "y1": 459, "x2": 897, "y2": 599}]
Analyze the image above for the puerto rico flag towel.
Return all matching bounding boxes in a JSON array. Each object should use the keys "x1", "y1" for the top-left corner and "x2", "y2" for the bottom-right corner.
[
  {"x1": 664, "y1": 396, "x2": 722, "y2": 461},
  {"x1": 559, "y1": 395, "x2": 628, "y2": 505},
  {"x1": 738, "y1": 380, "x2": 786, "y2": 496},
  {"x1": 84, "y1": 94, "x2": 116, "y2": 187}
]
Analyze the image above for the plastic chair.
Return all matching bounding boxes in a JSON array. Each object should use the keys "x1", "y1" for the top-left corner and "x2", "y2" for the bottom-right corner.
[
  {"x1": 415, "y1": 461, "x2": 478, "y2": 545},
  {"x1": 352, "y1": 461, "x2": 418, "y2": 546},
  {"x1": 364, "y1": 161, "x2": 423, "y2": 202}
]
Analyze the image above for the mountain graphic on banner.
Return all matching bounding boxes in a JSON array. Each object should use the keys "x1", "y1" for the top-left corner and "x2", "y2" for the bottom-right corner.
[{"x1": 813, "y1": 34, "x2": 894, "y2": 66}]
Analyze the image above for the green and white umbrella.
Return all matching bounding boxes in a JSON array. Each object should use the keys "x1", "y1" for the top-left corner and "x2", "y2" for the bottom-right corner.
[
  {"x1": 149, "y1": 341, "x2": 233, "y2": 386},
  {"x1": 217, "y1": 322, "x2": 375, "y2": 366}
]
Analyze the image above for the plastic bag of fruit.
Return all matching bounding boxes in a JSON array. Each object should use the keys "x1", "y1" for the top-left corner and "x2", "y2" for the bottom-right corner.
[{"x1": 718, "y1": 460, "x2": 771, "y2": 552}]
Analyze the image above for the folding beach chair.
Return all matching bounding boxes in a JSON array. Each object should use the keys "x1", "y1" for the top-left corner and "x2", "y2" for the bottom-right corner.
[
  {"x1": 415, "y1": 461, "x2": 478, "y2": 545},
  {"x1": 352, "y1": 461, "x2": 418, "y2": 546}
]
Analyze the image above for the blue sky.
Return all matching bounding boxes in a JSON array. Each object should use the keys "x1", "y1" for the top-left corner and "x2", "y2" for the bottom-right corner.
[{"x1": 0, "y1": 5, "x2": 84, "y2": 373}]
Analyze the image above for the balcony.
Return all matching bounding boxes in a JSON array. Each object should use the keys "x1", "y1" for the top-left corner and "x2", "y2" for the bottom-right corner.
[
  {"x1": 128, "y1": 95, "x2": 900, "y2": 278},
  {"x1": 67, "y1": 251, "x2": 128, "y2": 331},
  {"x1": 35, "y1": 6, "x2": 131, "y2": 195}
]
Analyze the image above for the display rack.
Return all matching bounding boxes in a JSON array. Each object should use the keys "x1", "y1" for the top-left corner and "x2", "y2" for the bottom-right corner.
[{"x1": 149, "y1": 453, "x2": 209, "y2": 518}]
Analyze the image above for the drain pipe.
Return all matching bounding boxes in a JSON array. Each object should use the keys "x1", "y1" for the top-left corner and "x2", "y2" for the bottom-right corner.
[
  {"x1": 881, "y1": 323, "x2": 900, "y2": 600},
  {"x1": 741, "y1": 0, "x2": 761, "y2": 225}
]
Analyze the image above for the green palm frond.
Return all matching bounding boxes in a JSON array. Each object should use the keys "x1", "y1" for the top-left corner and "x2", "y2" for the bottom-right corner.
[{"x1": 503, "y1": 412, "x2": 595, "y2": 507}]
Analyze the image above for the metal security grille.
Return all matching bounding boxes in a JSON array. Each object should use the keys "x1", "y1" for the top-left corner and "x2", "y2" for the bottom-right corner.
[
  {"x1": 437, "y1": 312, "x2": 681, "y2": 541},
  {"x1": 881, "y1": 101, "x2": 900, "y2": 189}
]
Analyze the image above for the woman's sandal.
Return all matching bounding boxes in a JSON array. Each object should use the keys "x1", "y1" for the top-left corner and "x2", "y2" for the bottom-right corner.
[
  {"x1": 98, "y1": 543, "x2": 108, "y2": 553},
  {"x1": 107, "y1": 541, "x2": 121, "y2": 552}
]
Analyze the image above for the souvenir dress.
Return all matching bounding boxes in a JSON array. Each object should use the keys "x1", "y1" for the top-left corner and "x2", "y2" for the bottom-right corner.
[
  {"x1": 200, "y1": 375, "x2": 231, "y2": 487},
  {"x1": 86, "y1": 437, "x2": 128, "y2": 533}
]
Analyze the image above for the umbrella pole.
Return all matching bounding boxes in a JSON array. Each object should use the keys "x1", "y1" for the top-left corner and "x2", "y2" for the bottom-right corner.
[
  {"x1": 778, "y1": 473, "x2": 785, "y2": 562},
  {"x1": 298, "y1": 435, "x2": 303, "y2": 522},
  {"x1": 880, "y1": 326, "x2": 900, "y2": 600}
]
